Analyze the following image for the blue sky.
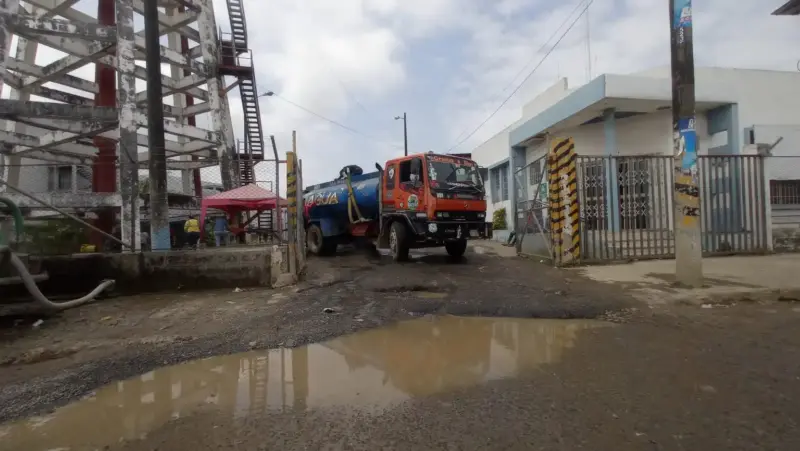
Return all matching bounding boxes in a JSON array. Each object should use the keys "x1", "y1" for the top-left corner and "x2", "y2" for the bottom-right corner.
[{"x1": 4, "y1": 0, "x2": 800, "y2": 189}]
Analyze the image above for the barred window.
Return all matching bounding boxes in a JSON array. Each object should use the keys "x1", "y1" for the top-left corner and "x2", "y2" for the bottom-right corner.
[
  {"x1": 490, "y1": 163, "x2": 509, "y2": 203},
  {"x1": 770, "y1": 180, "x2": 800, "y2": 206}
]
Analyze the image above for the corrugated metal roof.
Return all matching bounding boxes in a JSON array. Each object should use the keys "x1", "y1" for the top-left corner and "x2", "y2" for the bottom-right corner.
[{"x1": 773, "y1": 0, "x2": 800, "y2": 15}]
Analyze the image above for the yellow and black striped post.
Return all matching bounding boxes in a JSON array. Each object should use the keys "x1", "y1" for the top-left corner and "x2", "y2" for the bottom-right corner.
[
  {"x1": 548, "y1": 151, "x2": 562, "y2": 259},
  {"x1": 286, "y1": 149, "x2": 298, "y2": 276},
  {"x1": 548, "y1": 138, "x2": 580, "y2": 265}
]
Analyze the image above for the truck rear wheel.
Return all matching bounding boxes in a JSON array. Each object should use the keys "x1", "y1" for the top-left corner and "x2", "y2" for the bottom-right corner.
[
  {"x1": 307, "y1": 224, "x2": 336, "y2": 256},
  {"x1": 389, "y1": 221, "x2": 410, "y2": 262},
  {"x1": 445, "y1": 239, "x2": 468, "y2": 258}
]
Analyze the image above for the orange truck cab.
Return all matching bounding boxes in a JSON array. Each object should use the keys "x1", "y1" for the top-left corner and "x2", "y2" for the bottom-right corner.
[
  {"x1": 303, "y1": 152, "x2": 487, "y2": 261},
  {"x1": 376, "y1": 153, "x2": 487, "y2": 260}
]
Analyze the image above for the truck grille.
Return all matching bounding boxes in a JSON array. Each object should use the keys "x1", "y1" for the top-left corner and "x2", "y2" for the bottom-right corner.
[{"x1": 437, "y1": 211, "x2": 483, "y2": 221}]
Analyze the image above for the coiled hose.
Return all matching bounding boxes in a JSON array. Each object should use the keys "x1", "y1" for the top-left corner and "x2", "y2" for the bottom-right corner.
[{"x1": 1, "y1": 197, "x2": 115, "y2": 311}]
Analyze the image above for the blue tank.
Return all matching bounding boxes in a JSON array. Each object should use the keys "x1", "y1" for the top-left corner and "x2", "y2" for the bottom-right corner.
[{"x1": 304, "y1": 169, "x2": 380, "y2": 236}]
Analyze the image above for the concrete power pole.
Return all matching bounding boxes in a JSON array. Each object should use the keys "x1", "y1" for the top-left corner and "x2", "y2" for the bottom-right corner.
[{"x1": 670, "y1": 0, "x2": 703, "y2": 287}]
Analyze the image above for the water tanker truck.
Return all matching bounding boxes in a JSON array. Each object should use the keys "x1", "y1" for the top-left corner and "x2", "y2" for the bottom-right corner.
[{"x1": 303, "y1": 152, "x2": 487, "y2": 261}]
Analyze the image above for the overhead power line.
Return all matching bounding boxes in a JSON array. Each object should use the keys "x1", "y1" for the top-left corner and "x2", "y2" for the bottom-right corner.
[
  {"x1": 446, "y1": 0, "x2": 596, "y2": 153},
  {"x1": 265, "y1": 93, "x2": 402, "y2": 149}
]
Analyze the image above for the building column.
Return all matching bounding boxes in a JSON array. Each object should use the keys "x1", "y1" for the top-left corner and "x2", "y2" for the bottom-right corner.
[
  {"x1": 197, "y1": 0, "x2": 235, "y2": 191},
  {"x1": 603, "y1": 108, "x2": 620, "y2": 232},
  {"x1": 117, "y1": 0, "x2": 140, "y2": 251}
]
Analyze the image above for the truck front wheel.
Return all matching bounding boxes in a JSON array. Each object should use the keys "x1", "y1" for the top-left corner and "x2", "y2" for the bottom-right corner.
[
  {"x1": 389, "y1": 221, "x2": 410, "y2": 262},
  {"x1": 307, "y1": 224, "x2": 336, "y2": 256},
  {"x1": 445, "y1": 239, "x2": 468, "y2": 258}
]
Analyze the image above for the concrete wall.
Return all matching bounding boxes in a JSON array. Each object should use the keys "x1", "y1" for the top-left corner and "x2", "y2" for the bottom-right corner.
[{"x1": 2, "y1": 247, "x2": 277, "y2": 299}]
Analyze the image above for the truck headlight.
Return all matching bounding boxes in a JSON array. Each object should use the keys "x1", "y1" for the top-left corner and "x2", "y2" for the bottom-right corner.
[
  {"x1": 416, "y1": 212, "x2": 427, "y2": 219},
  {"x1": 428, "y1": 223, "x2": 438, "y2": 233},
  {"x1": 478, "y1": 212, "x2": 485, "y2": 219}
]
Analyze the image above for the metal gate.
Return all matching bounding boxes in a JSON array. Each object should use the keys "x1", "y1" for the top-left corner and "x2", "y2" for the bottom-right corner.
[
  {"x1": 574, "y1": 154, "x2": 769, "y2": 263},
  {"x1": 514, "y1": 154, "x2": 552, "y2": 261}
]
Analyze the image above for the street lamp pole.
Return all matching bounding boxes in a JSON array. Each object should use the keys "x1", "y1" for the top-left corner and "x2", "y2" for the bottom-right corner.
[{"x1": 395, "y1": 113, "x2": 408, "y2": 156}]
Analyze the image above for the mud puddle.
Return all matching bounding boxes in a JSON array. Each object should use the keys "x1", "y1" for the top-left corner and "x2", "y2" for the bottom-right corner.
[{"x1": 0, "y1": 316, "x2": 609, "y2": 451}]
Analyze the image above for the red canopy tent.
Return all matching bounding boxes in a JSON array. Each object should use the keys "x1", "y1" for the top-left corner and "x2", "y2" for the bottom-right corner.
[{"x1": 200, "y1": 184, "x2": 287, "y2": 237}]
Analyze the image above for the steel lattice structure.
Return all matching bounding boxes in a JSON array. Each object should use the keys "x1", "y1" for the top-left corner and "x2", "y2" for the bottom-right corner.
[{"x1": 0, "y1": 0, "x2": 275, "y2": 250}]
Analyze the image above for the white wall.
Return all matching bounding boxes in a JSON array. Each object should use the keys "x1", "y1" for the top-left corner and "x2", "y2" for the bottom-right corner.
[
  {"x1": 524, "y1": 111, "x2": 711, "y2": 164},
  {"x1": 521, "y1": 78, "x2": 571, "y2": 120},
  {"x1": 471, "y1": 127, "x2": 511, "y2": 223},
  {"x1": 699, "y1": 68, "x2": 800, "y2": 131}
]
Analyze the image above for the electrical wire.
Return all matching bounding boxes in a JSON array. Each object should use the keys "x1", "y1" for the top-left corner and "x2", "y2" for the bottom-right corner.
[
  {"x1": 446, "y1": 0, "x2": 596, "y2": 153},
  {"x1": 265, "y1": 93, "x2": 403, "y2": 149},
  {"x1": 449, "y1": 0, "x2": 590, "y2": 147}
]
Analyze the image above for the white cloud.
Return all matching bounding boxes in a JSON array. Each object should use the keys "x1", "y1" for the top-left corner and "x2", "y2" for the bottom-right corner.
[{"x1": 4, "y1": 0, "x2": 800, "y2": 190}]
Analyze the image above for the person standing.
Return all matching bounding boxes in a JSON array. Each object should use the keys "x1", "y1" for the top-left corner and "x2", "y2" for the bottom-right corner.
[
  {"x1": 214, "y1": 215, "x2": 229, "y2": 247},
  {"x1": 184, "y1": 214, "x2": 201, "y2": 249}
]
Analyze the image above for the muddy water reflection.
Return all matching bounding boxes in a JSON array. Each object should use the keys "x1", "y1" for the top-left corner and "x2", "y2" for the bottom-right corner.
[{"x1": 0, "y1": 316, "x2": 607, "y2": 451}]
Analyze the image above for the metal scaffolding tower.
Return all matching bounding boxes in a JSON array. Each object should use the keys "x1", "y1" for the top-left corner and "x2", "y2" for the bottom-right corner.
[{"x1": 0, "y1": 0, "x2": 242, "y2": 251}]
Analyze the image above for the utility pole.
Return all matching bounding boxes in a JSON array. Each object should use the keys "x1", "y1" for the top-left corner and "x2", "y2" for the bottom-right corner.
[
  {"x1": 670, "y1": 0, "x2": 703, "y2": 287},
  {"x1": 144, "y1": 0, "x2": 170, "y2": 251},
  {"x1": 395, "y1": 113, "x2": 408, "y2": 156}
]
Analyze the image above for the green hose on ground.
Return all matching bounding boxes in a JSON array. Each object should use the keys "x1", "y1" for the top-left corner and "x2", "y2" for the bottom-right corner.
[
  {"x1": 0, "y1": 197, "x2": 115, "y2": 311},
  {"x1": 0, "y1": 196, "x2": 24, "y2": 245}
]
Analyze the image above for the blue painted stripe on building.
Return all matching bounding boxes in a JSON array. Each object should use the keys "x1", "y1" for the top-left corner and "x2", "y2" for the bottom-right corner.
[{"x1": 509, "y1": 75, "x2": 607, "y2": 147}]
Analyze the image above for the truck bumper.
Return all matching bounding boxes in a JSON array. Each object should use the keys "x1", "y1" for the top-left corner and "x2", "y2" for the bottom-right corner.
[{"x1": 412, "y1": 221, "x2": 486, "y2": 241}]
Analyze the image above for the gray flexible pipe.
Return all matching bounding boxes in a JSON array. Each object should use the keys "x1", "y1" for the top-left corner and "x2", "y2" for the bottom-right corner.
[{"x1": 1, "y1": 245, "x2": 115, "y2": 311}]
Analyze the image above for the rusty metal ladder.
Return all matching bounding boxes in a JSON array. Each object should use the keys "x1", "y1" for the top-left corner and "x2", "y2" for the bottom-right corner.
[{"x1": 225, "y1": 0, "x2": 265, "y2": 183}]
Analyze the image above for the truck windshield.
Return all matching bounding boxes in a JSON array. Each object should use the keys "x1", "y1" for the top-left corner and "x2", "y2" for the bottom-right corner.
[{"x1": 426, "y1": 156, "x2": 484, "y2": 191}]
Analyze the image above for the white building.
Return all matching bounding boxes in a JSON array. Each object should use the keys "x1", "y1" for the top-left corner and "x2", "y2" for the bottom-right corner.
[{"x1": 473, "y1": 66, "x2": 800, "y2": 257}]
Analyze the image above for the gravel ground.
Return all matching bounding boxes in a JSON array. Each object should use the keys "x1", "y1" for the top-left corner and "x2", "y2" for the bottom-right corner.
[
  {"x1": 108, "y1": 302, "x2": 800, "y2": 451},
  {"x1": 4, "y1": 244, "x2": 800, "y2": 451},
  {"x1": 0, "y1": 244, "x2": 634, "y2": 423}
]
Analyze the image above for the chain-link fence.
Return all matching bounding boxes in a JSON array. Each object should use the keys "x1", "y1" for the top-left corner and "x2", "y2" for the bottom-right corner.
[{"x1": 0, "y1": 160, "x2": 227, "y2": 254}]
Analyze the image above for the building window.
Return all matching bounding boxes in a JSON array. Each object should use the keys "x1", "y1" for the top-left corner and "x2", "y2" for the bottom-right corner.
[
  {"x1": 490, "y1": 163, "x2": 509, "y2": 203},
  {"x1": 48, "y1": 166, "x2": 73, "y2": 192},
  {"x1": 770, "y1": 180, "x2": 800, "y2": 206}
]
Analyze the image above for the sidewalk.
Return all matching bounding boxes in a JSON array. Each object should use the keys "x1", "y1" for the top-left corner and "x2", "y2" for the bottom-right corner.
[
  {"x1": 471, "y1": 239, "x2": 517, "y2": 258},
  {"x1": 574, "y1": 253, "x2": 800, "y2": 306}
]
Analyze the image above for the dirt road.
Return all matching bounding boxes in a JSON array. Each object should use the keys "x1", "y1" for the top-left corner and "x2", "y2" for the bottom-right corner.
[
  {"x1": 2, "y1": 245, "x2": 800, "y2": 450},
  {"x1": 0, "y1": 245, "x2": 633, "y2": 422}
]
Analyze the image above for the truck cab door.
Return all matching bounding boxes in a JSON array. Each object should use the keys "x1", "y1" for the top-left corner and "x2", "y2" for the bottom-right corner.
[
  {"x1": 382, "y1": 163, "x2": 397, "y2": 212},
  {"x1": 397, "y1": 157, "x2": 424, "y2": 213}
]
